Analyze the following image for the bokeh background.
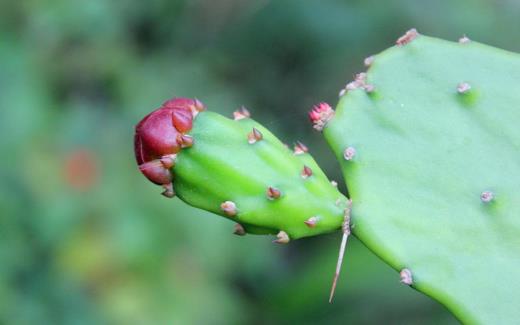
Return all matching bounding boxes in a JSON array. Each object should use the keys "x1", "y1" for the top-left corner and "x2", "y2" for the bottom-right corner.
[{"x1": 1, "y1": 0, "x2": 519, "y2": 324}]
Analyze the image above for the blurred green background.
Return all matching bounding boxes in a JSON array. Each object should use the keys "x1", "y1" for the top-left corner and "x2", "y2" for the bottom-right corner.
[{"x1": 1, "y1": 0, "x2": 519, "y2": 324}]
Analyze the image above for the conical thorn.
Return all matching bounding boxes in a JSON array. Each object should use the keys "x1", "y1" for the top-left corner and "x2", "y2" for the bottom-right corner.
[
  {"x1": 248, "y1": 128, "x2": 263, "y2": 144},
  {"x1": 304, "y1": 216, "x2": 320, "y2": 228},
  {"x1": 457, "y1": 82, "x2": 472, "y2": 94},
  {"x1": 396, "y1": 28, "x2": 419, "y2": 46},
  {"x1": 400, "y1": 268, "x2": 413, "y2": 285},
  {"x1": 161, "y1": 183, "x2": 175, "y2": 198},
  {"x1": 294, "y1": 141, "x2": 308, "y2": 155},
  {"x1": 301, "y1": 165, "x2": 313, "y2": 179},
  {"x1": 233, "y1": 223, "x2": 246, "y2": 236},
  {"x1": 273, "y1": 231, "x2": 290, "y2": 244},
  {"x1": 233, "y1": 106, "x2": 251, "y2": 120},
  {"x1": 343, "y1": 146, "x2": 356, "y2": 161},
  {"x1": 160, "y1": 154, "x2": 176, "y2": 169},
  {"x1": 267, "y1": 186, "x2": 281, "y2": 200},
  {"x1": 221, "y1": 201, "x2": 237, "y2": 217},
  {"x1": 177, "y1": 134, "x2": 194, "y2": 148},
  {"x1": 481, "y1": 191, "x2": 494, "y2": 203}
]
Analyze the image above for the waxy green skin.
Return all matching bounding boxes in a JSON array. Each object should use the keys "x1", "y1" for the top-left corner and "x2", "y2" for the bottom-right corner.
[
  {"x1": 174, "y1": 111, "x2": 348, "y2": 239},
  {"x1": 324, "y1": 34, "x2": 520, "y2": 324}
]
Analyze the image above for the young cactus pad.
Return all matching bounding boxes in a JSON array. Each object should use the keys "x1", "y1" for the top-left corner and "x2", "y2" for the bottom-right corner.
[
  {"x1": 320, "y1": 30, "x2": 520, "y2": 323},
  {"x1": 134, "y1": 98, "x2": 349, "y2": 243}
]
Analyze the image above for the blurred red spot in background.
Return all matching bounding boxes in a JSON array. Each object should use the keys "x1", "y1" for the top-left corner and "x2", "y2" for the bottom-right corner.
[{"x1": 64, "y1": 149, "x2": 99, "y2": 191}]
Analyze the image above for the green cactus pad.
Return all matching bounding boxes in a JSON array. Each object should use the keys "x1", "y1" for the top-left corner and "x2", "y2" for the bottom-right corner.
[
  {"x1": 173, "y1": 111, "x2": 348, "y2": 240},
  {"x1": 324, "y1": 33, "x2": 520, "y2": 323}
]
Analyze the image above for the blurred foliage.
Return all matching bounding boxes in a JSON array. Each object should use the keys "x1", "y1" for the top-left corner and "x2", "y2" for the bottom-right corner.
[{"x1": 1, "y1": 0, "x2": 518, "y2": 324}]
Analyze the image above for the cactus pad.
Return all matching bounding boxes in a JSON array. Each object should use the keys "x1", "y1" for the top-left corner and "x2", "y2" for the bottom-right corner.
[
  {"x1": 323, "y1": 31, "x2": 520, "y2": 323},
  {"x1": 134, "y1": 99, "x2": 349, "y2": 242}
]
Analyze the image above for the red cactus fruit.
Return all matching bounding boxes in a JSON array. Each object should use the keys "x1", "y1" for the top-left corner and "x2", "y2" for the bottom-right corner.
[{"x1": 134, "y1": 97, "x2": 205, "y2": 186}]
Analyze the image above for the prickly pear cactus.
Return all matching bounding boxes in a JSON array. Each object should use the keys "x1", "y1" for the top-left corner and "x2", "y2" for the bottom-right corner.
[
  {"x1": 134, "y1": 98, "x2": 349, "y2": 242},
  {"x1": 319, "y1": 29, "x2": 520, "y2": 323}
]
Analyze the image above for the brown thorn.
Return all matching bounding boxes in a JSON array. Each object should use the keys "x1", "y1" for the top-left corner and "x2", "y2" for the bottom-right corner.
[
  {"x1": 267, "y1": 186, "x2": 281, "y2": 200},
  {"x1": 161, "y1": 183, "x2": 175, "y2": 198},
  {"x1": 233, "y1": 223, "x2": 246, "y2": 236},
  {"x1": 294, "y1": 141, "x2": 308, "y2": 155},
  {"x1": 177, "y1": 134, "x2": 194, "y2": 148},
  {"x1": 160, "y1": 154, "x2": 176, "y2": 169},
  {"x1": 273, "y1": 230, "x2": 290, "y2": 244},
  {"x1": 248, "y1": 128, "x2": 263, "y2": 144},
  {"x1": 233, "y1": 106, "x2": 251, "y2": 120},
  {"x1": 301, "y1": 165, "x2": 313, "y2": 179},
  {"x1": 304, "y1": 216, "x2": 319, "y2": 228},
  {"x1": 221, "y1": 201, "x2": 237, "y2": 217}
]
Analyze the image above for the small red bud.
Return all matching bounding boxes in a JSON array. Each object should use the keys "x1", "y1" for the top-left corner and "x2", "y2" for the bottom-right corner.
[{"x1": 309, "y1": 102, "x2": 334, "y2": 131}]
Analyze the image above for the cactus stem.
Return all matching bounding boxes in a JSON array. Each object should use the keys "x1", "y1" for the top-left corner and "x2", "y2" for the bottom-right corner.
[
  {"x1": 396, "y1": 28, "x2": 419, "y2": 46},
  {"x1": 400, "y1": 268, "x2": 413, "y2": 285},
  {"x1": 233, "y1": 223, "x2": 246, "y2": 236},
  {"x1": 221, "y1": 201, "x2": 237, "y2": 217},
  {"x1": 267, "y1": 186, "x2": 281, "y2": 200},
  {"x1": 329, "y1": 199, "x2": 352, "y2": 303},
  {"x1": 160, "y1": 154, "x2": 177, "y2": 169},
  {"x1": 457, "y1": 82, "x2": 472, "y2": 94},
  {"x1": 233, "y1": 106, "x2": 251, "y2": 120},
  {"x1": 364, "y1": 55, "x2": 375, "y2": 67},
  {"x1": 301, "y1": 165, "x2": 313, "y2": 179},
  {"x1": 273, "y1": 230, "x2": 290, "y2": 244},
  {"x1": 343, "y1": 146, "x2": 356, "y2": 161},
  {"x1": 459, "y1": 35, "x2": 471, "y2": 44},
  {"x1": 304, "y1": 216, "x2": 320, "y2": 228},
  {"x1": 177, "y1": 134, "x2": 194, "y2": 148},
  {"x1": 339, "y1": 88, "x2": 347, "y2": 97},
  {"x1": 161, "y1": 183, "x2": 175, "y2": 198},
  {"x1": 480, "y1": 191, "x2": 494, "y2": 203},
  {"x1": 293, "y1": 141, "x2": 308, "y2": 155},
  {"x1": 248, "y1": 128, "x2": 263, "y2": 144}
]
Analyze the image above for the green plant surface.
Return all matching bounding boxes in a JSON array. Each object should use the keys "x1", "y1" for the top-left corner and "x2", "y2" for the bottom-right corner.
[
  {"x1": 174, "y1": 111, "x2": 348, "y2": 240},
  {"x1": 324, "y1": 32, "x2": 520, "y2": 324}
]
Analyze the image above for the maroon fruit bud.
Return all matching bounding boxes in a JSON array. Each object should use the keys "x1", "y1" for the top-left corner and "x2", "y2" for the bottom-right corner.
[{"x1": 134, "y1": 97, "x2": 203, "y2": 186}]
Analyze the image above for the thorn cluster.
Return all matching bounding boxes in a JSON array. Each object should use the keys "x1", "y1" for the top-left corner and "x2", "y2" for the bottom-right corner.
[{"x1": 309, "y1": 102, "x2": 335, "y2": 131}]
